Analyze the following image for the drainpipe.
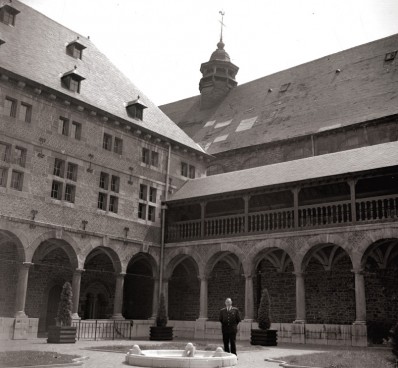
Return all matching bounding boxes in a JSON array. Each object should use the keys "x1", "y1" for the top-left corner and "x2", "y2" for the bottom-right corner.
[{"x1": 159, "y1": 143, "x2": 171, "y2": 301}]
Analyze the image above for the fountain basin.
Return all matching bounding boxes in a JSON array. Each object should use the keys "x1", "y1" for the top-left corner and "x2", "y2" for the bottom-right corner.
[{"x1": 125, "y1": 349, "x2": 237, "y2": 368}]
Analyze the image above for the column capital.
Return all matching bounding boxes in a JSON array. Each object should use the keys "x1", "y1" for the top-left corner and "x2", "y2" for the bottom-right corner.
[
  {"x1": 291, "y1": 187, "x2": 301, "y2": 195},
  {"x1": 351, "y1": 268, "x2": 364, "y2": 275},
  {"x1": 293, "y1": 271, "x2": 305, "y2": 277},
  {"x1": 243, "y1": 194, "x2": 251, "y2": 201},
  {"x1": 74, "y1": 268, "x2": 85, "y2": 274},
  {"x1": 244, "y1": 274, "x2": 254, "y2": 280},
  {"x1": 116, "y1": 272, "x2": 126, "y2": 279},
  {"x1": 198, "y1": 275, "x2": 208, "y2": 282},
  {"x1": 347, "y1": 178, "x2": 358, "y2": 186},
  {"x1": 22, "y1": 262, "x2": 34, "y2": 268}
]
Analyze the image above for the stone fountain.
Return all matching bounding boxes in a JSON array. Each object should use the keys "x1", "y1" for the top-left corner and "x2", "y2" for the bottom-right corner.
[{"x1": 125, "y1": 343, "x2": 238, "y2": 368}]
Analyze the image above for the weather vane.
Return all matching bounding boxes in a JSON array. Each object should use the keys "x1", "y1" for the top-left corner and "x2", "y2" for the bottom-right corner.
[{"x1": 219, "y1": 10, "x2": 225, "y2": 42}]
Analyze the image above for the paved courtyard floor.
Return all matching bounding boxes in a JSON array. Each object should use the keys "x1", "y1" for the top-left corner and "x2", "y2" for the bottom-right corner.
[{"x1": 0, "y1": 338, "x2": 376, "y2": 367}]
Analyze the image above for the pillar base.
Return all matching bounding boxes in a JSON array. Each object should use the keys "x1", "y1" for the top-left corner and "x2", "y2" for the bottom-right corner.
[
  {"x1": 111, "y1": 314, "x2": 125, "y2": 320},
  {"x1": 71, "y1": 313, "x2": 81, "y2": 320},
  {"x1": 243, "y1": 318, "x2": 253, "y2": 323},
  {"x1": 14, "y1": 311, "x2": 28, "y2": 318},
  {"x1": 353, "y1": 320, "x2": 366, "y2": 325},
  {"x1": 293, "y1": 319, "x2": 306, "y2": 324},
  {"x1": 196, "y1": 317, "x2": 208, "y2": 321}
]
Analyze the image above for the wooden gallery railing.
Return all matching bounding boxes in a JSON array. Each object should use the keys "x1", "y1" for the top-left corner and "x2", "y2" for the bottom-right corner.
[{"x1": 166, "y1": 194, "x2": 398, "y2": 242}]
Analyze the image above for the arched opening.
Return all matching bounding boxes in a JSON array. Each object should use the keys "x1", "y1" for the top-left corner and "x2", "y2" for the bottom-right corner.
[
  {"x1": 303, "y1": 244, "x2": 355, "y2": 324},
  {"x1": 252, "y1": 248, "x2": 295, "y2": 322},
  {"x1": 81, "y1": 247, "x2": 119, "y2": 319},
  {"x1": 0, "y1": 230, "x2": 24, "y2": 317},
  {"x1": 27, "y1": 239, "x2": 77, "y2": 333},
  {"x1": 123, "y1": 254, "x2": 155, "y2": 319},
  {"x1": 207, "y1": 252, "x2": 244, "y2": 320},
  {"x1": 363, "y1": 238, "x2": 398, "y2": 343},
  {"x1": 168, "y1": 256, "x2": 200, "y2": 320}
]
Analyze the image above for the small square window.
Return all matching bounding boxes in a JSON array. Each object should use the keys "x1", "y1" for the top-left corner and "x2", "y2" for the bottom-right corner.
[
  {"x1": 4, "y1": 97, "x2": 17, "y2": 118},
  {"x1": 71, "y1": 121, "x2": 82, "y2": 140},
  {"x1": 51, "y1": 180, "x2": 62, "y2": 199},
  {"x1": 66, "y1": 162, "x2": 78, "y2": 181},
  {"x1": 103, "y1": 133, "x2": 112, "y2": 151},
  {"x1": 99, "y1": 172, "x2": 109, "y2": 190},
  {"x1": 109, "y1": 195, "x2": 118, "y2": 213},
  {"x1": 58, "y1": 118, "x2": 69, "y2": 136},
  {"x1": 0, "y1": 5, "x2": 19, "y2": 26},
  {"x1": 280, "y1": 83, "x2": 291, "y2": 92},
  {"x1": 14, "y1": 147, "x2": 26, "y2": 167},
  {"x1": 148, "y1": 206, "x2": 156, "y2": 222},
  {"x1": 19, "y1": 103, "x2": 32, "y2": 123},
  {"x1": 111, "y1": 175, "x2": 120, "y2": 193},
  {"x1": 138, "y1": 203, "x2": 146, "y2": 219},
  {"x1": 11, "y1": 171, "x2": 23, "y2": 191},
  {"x1": 142, "y1": 148, "x2": 150, "y2": 164},
  {"x1": 0, "y1": 167, "x2": 8, "y2": 187},
  {"x1": 127, "y1": 105, "x2": 144, "y2": 120},
  {"x1": 0, "y1": 142, "x2": 11, "y2": 162},
  {"x1": 62, "y1": 75, "x2": 81, "y2": 93},
  {"x1": 114, "y1": 138, "x2": 123, "y2": 155},
  {"x1": 149, "y1": 187, "x2": 157, "y2": 203},
  {"x1": 98, "y1": 192, "x2": 107, "y2": 210},
  {"x1": 53, "y1": 158, "x2": 65, "y2": 177},
  {"x1": 66, "y1": 43, "x2": 85, "y2": 60},
  {"x1": 139, "y1": 184, "x2": 147, "y2": 200},
  {"x1": 64, "y1": 184, "x2": 76, "y2": 203},
  {"x1": 181, "y1": 162, "x2": 188, "y2": 177},
  {"x1": 151, "y1": 151, "x2": 159, "y2": 167},
  {"x1": 189, "y1": 165, "x2": 196, "y2": 179}
]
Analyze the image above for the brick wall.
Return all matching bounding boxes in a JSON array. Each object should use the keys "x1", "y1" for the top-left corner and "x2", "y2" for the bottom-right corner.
[
  {"x1": 168, "y1": 263, "x2": 200, "y2": 320},
  {"x1": 305, "y1": 255, "x2": 356, "y2": 324},
  {"x1": 0, "y1": 242, "x2": 18, "y2": 317},
  {"x1": 207, "y1": 261, "x2": 245, "y2": 321},
  {"x1": 253, "y1": 260, "x2": 296, "y2": 323}
]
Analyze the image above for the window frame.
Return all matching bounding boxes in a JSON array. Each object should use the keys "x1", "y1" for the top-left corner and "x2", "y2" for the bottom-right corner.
[
  {"x1": 114, "y1": 137, "x2": 123, "y2": 155},
  {"x1": 148, "y1": 205, "x2": 156, "y2": 222},
  {"x1": 0, "y1": 167, "x2": 8, "y2": 187},
  {"x1": 138, "y1": 202, "x2": 146, "y2": 219},
  {"x1": 50, "y1": 180, "x2": 63, "y2": 199},
  {"x1": 103, "y1": 133, "x2": 113, "y2": 151},
  {"x1": 71, "y1": 121, "x2": 82, "y2": 140},
  {"x1": 19, "y1": 102, "x2": 32, "y2": 123},
  {"x1": 109, "y1": 195, "x2": 118, "y2": 213},
  {"x1": 64, "y1": 183, "x2": 76, "y2": 203},
  {"x1": 58, "y1": 117, "x2": 69, "y2": 136},
  {"x1": 66, "y1": 162, "x2": 78, "y2": 181},
  {"x1": 142, "y1": 148, "x2": 150, "y2": 165},
  {"x1": 111, "y1": 175, "x2": 120, "y2": 193},
  {"x1": 13, "y1": 146, "x2": 27, "y2": 167},
  {"x1": 97, "y1": 192, "x2": 107, "y2": 210},
  {"x1": 99, "y1": 172, "x2": 109, "y2": 190},
  {"x1": 5, "y1": 97, "x2": 17, "y2": 118},
  {"x1": 149, "y1": 187, "x2": 157, "y2": 203},
  {"x1": 53, "y1": 158, "x2": 65, "y2": 178},
  {"x1": 0, "y1": 142, "x2": 11, "y2": 162}
]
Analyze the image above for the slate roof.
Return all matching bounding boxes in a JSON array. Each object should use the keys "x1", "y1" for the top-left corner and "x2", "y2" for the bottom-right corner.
[
  {"x1": 160, "y1": 34, "x2": 398, "y2": 154},
  {"x1": 168, "y1": 141, "x2": 398, "y2": 202},
  {"x1": 0, "y1": 0, "x2": 204, "y2": 153}
]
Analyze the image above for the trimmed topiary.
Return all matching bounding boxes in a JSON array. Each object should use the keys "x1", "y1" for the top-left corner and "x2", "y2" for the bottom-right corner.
[
  {"x1": 258, "y1": 288, "x2": 271, "y2": 330},
  {"x1": 57, "y1": 282, "x2": 73, "y2": 327},
  {"x1": 391, "y1": 321, "x2": 398, "y2": 358},
  {"x1": 156, "y1": 293, "x2": 168, "y2": 327}
]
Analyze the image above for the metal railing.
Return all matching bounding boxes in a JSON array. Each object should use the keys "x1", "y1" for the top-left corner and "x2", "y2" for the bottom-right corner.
[{"x1": 72, "y1": 319, "x2": 133, "y2": 340}]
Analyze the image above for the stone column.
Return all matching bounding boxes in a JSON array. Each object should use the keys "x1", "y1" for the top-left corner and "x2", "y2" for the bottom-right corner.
[
  {"x1": 112, "y1": 273, "x2": 125, "y2": 319},
  {"x1": 244, "y1": 275, "x2": 254, "y2": 321},
  {"x1": 293, "y1": 272, "x2": 306, "y2": 323},
  {"x1": 198, "y1": 276, "x2": 208, "y2": 320},
  {"x1": 14, "y1": 262, "x2": 33, "y2": 318},
  {"x1": 150, "y1": 278, "x2": 160, "y2": 319},
  {"x1": 352, "y1": 268, "x2": 366, "y2": 324},
  {"x1": 348, "y1": 179, "x2": 357, "y2": 223},
  {"x1": 292, "y1": 187, "x2": 301, "y2": 229},
  {"x1": 162, "y1": 278, "x2": 169, "y2": 317},
  {"x1": 71, "y1": 268, "x2": 84, "y2": 319}
]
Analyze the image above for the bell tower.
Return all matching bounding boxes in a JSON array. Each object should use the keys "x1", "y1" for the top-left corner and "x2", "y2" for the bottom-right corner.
[{"x1": 199, "y1": 12, "x2": 239, "y2": 110}]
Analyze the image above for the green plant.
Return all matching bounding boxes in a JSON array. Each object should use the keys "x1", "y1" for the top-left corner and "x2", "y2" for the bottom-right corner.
[
  {"x1": 57, "y1": 282, "x2": 73, "y2": 327},
  {"x1": 156, "y1": 293, "x2": 168, "y2": 327},
  {"x1": 391, "y1": 321, "x2": 398, "y2": 358},
  {"x1": 257, "y1": 288, "x2": 271, "y2": 330}
]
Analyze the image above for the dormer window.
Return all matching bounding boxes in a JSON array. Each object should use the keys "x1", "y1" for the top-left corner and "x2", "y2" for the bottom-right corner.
[
  {"x1": 0, "y1": 39, "x2": 5, "y2": 46},
  {"x1": 66, "y1": 39, "x2": 86, "y2": 60},
  {"x1": 61, "y1": 69, "x2": 85, "y2": 93},
  {"x1": 126, "y1": 96, "x2": 147, "y2": 121},
  {"x1": 0, "y1": 4, "x2": 20, "y2": 26}
]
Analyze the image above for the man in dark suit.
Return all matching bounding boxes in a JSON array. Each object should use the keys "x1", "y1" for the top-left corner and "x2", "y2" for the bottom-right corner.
[{"x1": 219, "y1": 298, "x2": 241, "y2": 355}]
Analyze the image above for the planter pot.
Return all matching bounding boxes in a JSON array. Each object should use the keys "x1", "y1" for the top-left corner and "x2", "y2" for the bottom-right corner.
[
  {"x1": 150, "y1": 326, "x2": 173, "y2": 341},
  {"x1": 250, "y1": 328, "x2": 278, "y2": 346},
  {"x1": 47, "y1": 326, "x2": 77, "y2": 344}
]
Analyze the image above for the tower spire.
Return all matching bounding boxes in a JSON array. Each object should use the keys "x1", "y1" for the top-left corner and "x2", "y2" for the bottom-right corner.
[{"x1": 219, "y1": 10, "x2": 225, "y2": 43}]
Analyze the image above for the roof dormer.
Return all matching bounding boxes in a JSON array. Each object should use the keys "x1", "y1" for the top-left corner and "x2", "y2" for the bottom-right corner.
[
  {"x1": 66, "y1": 38, "x2": 86, "y2": 60},
  {"x1": 0, "y1": 3, "x2": 20, "y2": 26},
  {"x1": 61, "y1": 68, "x2": 85, "y2": 93},
  {"x1": 126, "y1": 96, "x2": 147, "y2": 120}
]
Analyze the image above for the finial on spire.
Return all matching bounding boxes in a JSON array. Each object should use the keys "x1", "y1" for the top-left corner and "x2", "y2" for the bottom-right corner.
[{"x1": 219, "y1": 10, "x2": 225, "y2": 43}]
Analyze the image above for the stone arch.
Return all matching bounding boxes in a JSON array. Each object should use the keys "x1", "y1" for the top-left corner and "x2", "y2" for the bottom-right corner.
[
  {"x1": 83, "y1": 246, "x2": 122, "y2": 274},
  {"x1": 127, "y1": 252, "x2": 158, "y2": 278},
  {"x1": 81, "y1": 280, "x2": 112, "y2": 319},
  {"x1": 28, "y1": 230, "x2": 81, "y2": 268},
  {"x1": 0, "y1": 229, "x2": 27, "y2": 262},
  {"x1": 296, "y1": 233, "x2": 349, "y2": 272},
  {"x1": 165, "y1": 253, "x2": 200, "y2": 280}
]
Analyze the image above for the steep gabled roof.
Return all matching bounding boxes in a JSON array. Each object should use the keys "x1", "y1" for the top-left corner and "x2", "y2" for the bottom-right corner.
[
  {"x1": 160, "y1": 34, "x2": 398, "y2": 154},
  {"x1": 168, "y1": 141, "x2": 398, "y2": 202},
  {"x1": 0, "y1": 0, "x2": 204, "y2": 153}
]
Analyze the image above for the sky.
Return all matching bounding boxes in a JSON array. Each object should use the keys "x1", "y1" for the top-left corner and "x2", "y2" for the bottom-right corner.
[{"x1": 21, "y1": 0, "x2": 398, "y2": 106}]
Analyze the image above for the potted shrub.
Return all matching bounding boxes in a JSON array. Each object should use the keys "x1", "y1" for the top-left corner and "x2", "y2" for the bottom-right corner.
[
  {"x1": 47, "y1": 282, "x2": 77, "y2": 343},
  {"x1": 149, "y1": 293, "x2": 173, "y2": 340},
  {"x1": 250, "y1": 288, "x2": 277, "y2": 346}
]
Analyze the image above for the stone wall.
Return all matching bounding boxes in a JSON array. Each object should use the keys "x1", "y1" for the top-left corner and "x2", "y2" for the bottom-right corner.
[
  {"x1": 0, "y1": 242, "x2": 18, "y2": 317},
  {"x1": 168, "y1": 263, "x2": 200, "y2": 320},
  {"x1": 253, "y1": 260, "x2": 296, "y2": 323},
  {"x1": 305, "y1": 255, "x2": 355, "y2": 324},
  {"x1": 207, "y1": 261, "x2": 245, "y2": 321}
]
